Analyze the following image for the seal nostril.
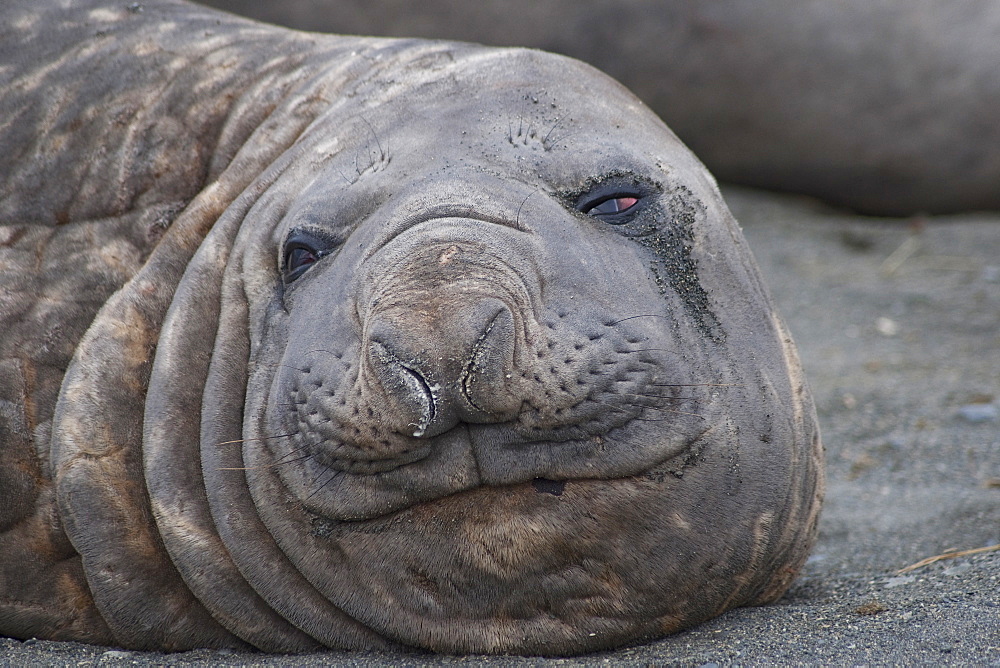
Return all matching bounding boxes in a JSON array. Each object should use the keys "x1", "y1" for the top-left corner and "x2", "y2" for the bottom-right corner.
[
  {"x1": 368, "y1": 340, "x2": 436, "y2": 437},
  {"x1": 460, "y1": 305, "x2": 516, "y2": 416},
  {"x1": 398, "y1": 364, "x2": 436, "y2": 437},
  {"x1": 531, "y1": 478, "x2": 566, "y2": 496}
]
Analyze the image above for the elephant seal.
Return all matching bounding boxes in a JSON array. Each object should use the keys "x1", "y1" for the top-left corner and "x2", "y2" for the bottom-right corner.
[
  {"x1": 202, "y1": 0, "x2": 1000, "y2": 216},
  {"x1": 0, "y1": 0, "x2": 823, "y2": 655}
]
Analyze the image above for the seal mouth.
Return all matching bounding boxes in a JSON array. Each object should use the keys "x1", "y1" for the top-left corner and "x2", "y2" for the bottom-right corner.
[
  {"x1": 302, "y1": 419, "x2": 718, "y2": 524},
  {"x1": 314, "y1": 418, "x2": 711, "y2": 526}
]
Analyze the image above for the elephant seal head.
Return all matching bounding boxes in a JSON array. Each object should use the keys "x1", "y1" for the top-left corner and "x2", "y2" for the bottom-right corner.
[
  {"x1": 49, "y1": 20, "x2": 821, "y2": 654},
  {"x1": 230, "y1": 48, "x2": 822, "y2": 653}
]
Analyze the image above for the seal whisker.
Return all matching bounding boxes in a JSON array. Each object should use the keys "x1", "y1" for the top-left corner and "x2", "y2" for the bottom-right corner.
[
  {"x1": 624, "y1": 402, "x2": 707, "y2": 420},
  {"x1": 336, "y1": 166, "x2": 356, "y2": 185},
  {"x1": 649, "y1": 382, "x2": 742, "y2": 388},
  {"x1": 260, "y1": 362, "x2": 316, "y2": 374},
  {"x1": 515, "y1": 189, "x2": 538, "y2": 231},
  {"x1": 607, "y1": 314, "x2": 669, "y2": 326},
  {"x1": 216, "y1": 454, "x2": 311, "y2": 472},
  {"x1": 633, "y1": 409, "x2": 707, "y2": 421},
  {"x1": 216, "y1": 432, "x2": 298, "y2": 446},
  {"x1": 271, "y1": 445, "x2": 321, "y2": 466},
  {"x1": 214, "y1": 438, "x2": 318, "y2": 470},
  {"x1": 300, "y1": 348, "x2": 346, "y2": 359},
  {"x1": 622, "y1": 392, "x2": 700, "y2": 402},
  {"x1": 541, "y1": 116, "x2": 564, "y2": 149},
  {"x1": 590, "y1": 397, "x2": 707, "y2": 421},
  {"x1": 360, "y1": 116, "x2": 388, "y2": 167},
  {"x1": 543, "y1": 128, "x2": 581, "y2": 149},
  {"x1": 306, "y1": 464, "x2": 343, "y2": 500}
]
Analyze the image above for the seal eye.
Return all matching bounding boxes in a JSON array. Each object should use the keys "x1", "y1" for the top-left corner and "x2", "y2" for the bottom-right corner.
[
  {"x1": 573, "y1": 178, "x2": 653, "y2": 223},
  {"x1": 586, "y1": 195, "x2": 640, "y2": 216},
  {"x1": 285, "y1": 246, "x2": 318, "y2": 279},
  {"x1": 283, "y1": 230, "x2": 336, "y2": 283}
]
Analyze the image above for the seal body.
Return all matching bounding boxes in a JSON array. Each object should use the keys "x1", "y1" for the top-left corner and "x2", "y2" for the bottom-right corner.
[
  {"x1": 205, "y1": 0, "x2": 1000, "y2": 215},
  {"x1": 0, "y1": 0, "x2": 823, "y2": 654}
]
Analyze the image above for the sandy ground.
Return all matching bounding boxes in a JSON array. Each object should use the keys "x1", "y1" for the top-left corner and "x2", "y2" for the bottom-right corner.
[{"x1": 2, "y1": 186, "x2": 998, "y2": 666}]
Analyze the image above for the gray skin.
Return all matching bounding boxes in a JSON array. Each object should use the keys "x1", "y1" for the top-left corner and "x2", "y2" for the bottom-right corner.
[
  {"x1": 0, "y1": 0, "x2": 823, "y2": 656},
  {"x1": 201, "y1": 0, "x2": 1000, "y2": 216}
]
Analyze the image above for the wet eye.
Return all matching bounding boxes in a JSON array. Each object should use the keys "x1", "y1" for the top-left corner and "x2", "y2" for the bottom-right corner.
[
  {"x1": 285, "y1": 246, "x2": 318, "y2": 278},
  {"x1": 585, "y1": 195, "x2": 640, "y2": 216},
  {"x1": 573, "y1": 178, "x2": 655, "y2": 224},
  {"x1": 283, "y1": 230, "x2": 336, "y2": 283}
]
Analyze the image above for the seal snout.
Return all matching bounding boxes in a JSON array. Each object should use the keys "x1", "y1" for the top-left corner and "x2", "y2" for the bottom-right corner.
[{"x1": 364, "y1": 296, "x2": 520, "y2": 439}]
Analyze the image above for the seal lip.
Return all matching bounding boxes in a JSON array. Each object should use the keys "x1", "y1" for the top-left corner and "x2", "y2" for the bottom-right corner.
[
  {"x1": 320, "y1": 417, "x2": 712, "y2": 524},
  {"x1": 320, "y1": 418, "x2": 718, "y2": 523}
]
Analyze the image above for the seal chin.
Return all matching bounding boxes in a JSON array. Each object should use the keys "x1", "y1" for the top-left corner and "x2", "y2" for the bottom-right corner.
[{"x1": 305, "y1": 472, "x2": 738, "y2": 655}]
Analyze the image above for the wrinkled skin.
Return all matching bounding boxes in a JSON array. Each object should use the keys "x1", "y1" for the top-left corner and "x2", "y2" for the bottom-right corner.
[
  {"x1": 203, "y1": 0, "x2": 1000, "y2": 216},
  {"x1": 0, "y1": 0, "x2": 823, "y2": 655}
]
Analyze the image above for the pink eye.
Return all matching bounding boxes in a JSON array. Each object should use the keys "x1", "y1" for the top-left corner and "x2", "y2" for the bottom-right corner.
[
  {"x1": 286, "y1": 246, "x2": 318, "y2": 271},
  {"x1": 284, "y1": 243, "x2": 321, "y2": 282},
  {"x1": 282, "y1": 229, "x2": 341, "y2": 283},
  {"x1": 586, "y1": 195, "x2": 639, "y2": 216}
]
